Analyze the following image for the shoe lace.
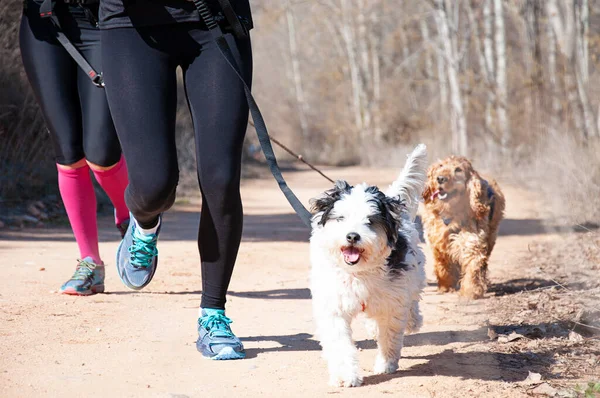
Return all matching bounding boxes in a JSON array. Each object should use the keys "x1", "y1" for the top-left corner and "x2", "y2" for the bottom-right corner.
[
  {"x1": 128, "y1": 226, "x2": 158, "y2": 268},
  {"x1": 199, "y1": 313, "x2": 234, "y2": 338},
  {"x1": 71, "y1": 260, "x2": 96, "y2": 281}
]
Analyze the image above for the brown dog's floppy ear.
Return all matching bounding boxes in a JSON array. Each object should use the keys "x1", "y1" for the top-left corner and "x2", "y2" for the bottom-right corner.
[
  {"x1": 422, "y1": 182, "x2": 433, "y2": 204},
  {"x1": 467, "y1": 170, "x2": 488, "y2": 220},
  {"x1": 422, "y1": 164, "x2": 437, "y2": 204}
]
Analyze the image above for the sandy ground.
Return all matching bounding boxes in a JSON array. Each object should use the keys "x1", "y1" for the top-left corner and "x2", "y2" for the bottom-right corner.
[{"x1": 0, "y1": 166, "x2": 567, "y2": 397}]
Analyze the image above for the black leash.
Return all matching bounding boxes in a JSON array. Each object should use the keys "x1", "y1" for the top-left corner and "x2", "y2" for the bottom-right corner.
[
  {"x1": 247, "y1": 120, "x2": 335, "y2": 184},
  {"x1": 193, "y1": 0, "x2": 313, "y2": 228},
  {"x1": 38, "y1": 0, "x2": 104, "y2": 87}
]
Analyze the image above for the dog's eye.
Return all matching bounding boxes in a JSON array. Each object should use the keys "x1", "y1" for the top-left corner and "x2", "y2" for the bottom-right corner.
[
  {"x1": 455, "y1": 167, "x2": 462, "y2": 173},
  {"x1": 335, "y1": 216, "x2": 345, "y2": 222}
]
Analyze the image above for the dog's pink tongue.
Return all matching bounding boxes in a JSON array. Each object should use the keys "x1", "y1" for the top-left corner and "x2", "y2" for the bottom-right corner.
[
  {"x1": 431, "y1": 190, "x2": 440, "y2": 201},
  {"x1": 342, "y1": 247, "x2": 361, "y2": 263}
]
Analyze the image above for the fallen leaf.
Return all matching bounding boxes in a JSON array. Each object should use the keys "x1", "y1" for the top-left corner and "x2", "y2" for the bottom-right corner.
[
  {"x1": 498, "y1": 334, "x2": 509, "y2": 343},
  {"x1": 499, "y1": 331, "x2": 525, "y2": 343},
  {"x1": 521, "y1": 371, "x2": 543, "y2": 385},
  {"x1": 530, "y1": 382, "x2": 558, "y2": 396},
  {"x1": 568, "y1": 331, "x2": 583, "y2": 342}
]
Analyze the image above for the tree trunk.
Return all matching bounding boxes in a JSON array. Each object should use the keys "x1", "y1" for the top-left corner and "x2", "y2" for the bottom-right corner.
[
  {"x1": 466, "y1": 2, "x2": 493, "y2": 137},
  {"x1": 437, "y1": 37, "x2": 449, "y2": 121},
  {"x1": 367, "y1": 5, "x2": 383, "y2": 140},
  {"x1": 339, "y1": 0, "x2": 364, "y2": 136},
  {"x1": 494, "y1": 0, "x2": 510, "y2": 154},
  {"x1": 524, "y1": 0, "x2": 542, "y2": 135},
  {"x1": 356, "y1": 0, "x2": 372, "y2": 138},
  {"x1": 546, "y1": 10, "x2": 560, "y2": 136},
  {"x1": 483, "y1": 0, "x2": 495, "y2": 137},
  {"x1": 546, "y1": 0, "x2": 592, "y2": 140},
  {"x1": 574, "y1": 0, "x2": 598, "y2": 137},
  {"x1": 419, "y1": 18, "x2": 433, "y2": 81},
  {"x1": 285, "y1": 0, "x2": 310, "y2": 143},
  {"x1": 436, "y1": 0, "x2": 467, "y2": 155}
]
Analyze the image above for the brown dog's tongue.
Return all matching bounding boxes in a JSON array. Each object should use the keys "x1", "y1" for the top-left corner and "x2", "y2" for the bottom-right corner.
[
  {"x1": 342, "y1": 247, "x2": 360, "y2": 263},
  {"x1": 431, "y1": 190, "x2": 440, "y2": 201}
]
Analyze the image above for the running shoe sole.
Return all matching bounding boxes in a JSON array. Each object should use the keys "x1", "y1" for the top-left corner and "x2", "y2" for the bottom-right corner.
[
  {"x1": 199, "y1": 345, "x2": 246, "y2": 360},
  {"x1": 60, "y1": 284, "x2": 105, "y2": 296}
]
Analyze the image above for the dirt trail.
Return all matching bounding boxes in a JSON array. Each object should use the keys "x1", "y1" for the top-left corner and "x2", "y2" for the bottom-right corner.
[{"x1": 0, "y1": 167, "x2": 560, "y2": 397}]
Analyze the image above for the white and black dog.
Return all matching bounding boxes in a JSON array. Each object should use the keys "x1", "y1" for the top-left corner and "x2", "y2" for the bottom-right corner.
[{"x1": 309, "y1": 144, "x2": 428, "y2": 387}]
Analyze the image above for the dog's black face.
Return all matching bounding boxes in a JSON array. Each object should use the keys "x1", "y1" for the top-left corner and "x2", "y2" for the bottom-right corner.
[
  {"x1": 363, "y1": 185, "x2": 404, "y2": 247},
  {"x1": 310, "y1": 180, "x2": 406, "y2": 268}
]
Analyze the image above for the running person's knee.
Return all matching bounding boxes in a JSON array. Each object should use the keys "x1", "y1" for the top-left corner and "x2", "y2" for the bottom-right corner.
[
  {"x1": 87, "y1": 160, "x2": 118, "y2": 171},
  {"x1": 83, "y1": 127, "x2": 122, "y2": 168},
  {"x1": 85, "y1": 150, "x2": 122, "y2": 169},
  {"x1": 127, "y1": 169, "x2": 179, "y2": 217},
  {"x1": 199, "y1": 163, "x2": 241, "y2": 208}
]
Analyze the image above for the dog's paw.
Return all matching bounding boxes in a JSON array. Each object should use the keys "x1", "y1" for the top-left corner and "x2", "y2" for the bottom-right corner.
[
  {"x1": 459, "y1": 288, "x2": 485, "y2": 300},
  {"x1": 436, "y1": 286, "x2": 455, "y2": 294},
  {"x1": 373, "y1": 356, "x2": 399, "y2": 375},
  {"x1": 328, "y1": 374, "x2": 363, "y2": 388},
  {"x1": 459, "y1": 281, "x2": 486, "y2": 299}
]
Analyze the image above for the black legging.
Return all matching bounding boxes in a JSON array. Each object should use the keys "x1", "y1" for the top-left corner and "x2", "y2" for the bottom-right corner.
[
  {"x1": 19, "y1": 4, "x2": 121, "y2": 166},
  {"x1": 101, "y1": 23, "x2": 252, "y2": 309}
]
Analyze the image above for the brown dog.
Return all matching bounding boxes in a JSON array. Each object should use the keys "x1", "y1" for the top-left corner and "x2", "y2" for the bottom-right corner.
[{"x1": 421, "y1": 156, "x2": 505, "y2": 299}]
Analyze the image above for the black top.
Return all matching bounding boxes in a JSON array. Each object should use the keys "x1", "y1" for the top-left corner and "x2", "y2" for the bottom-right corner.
[
  {"x1": 23, "y1": 0, "x2": 100, "y2": 29},
  {"x1": 98, "y1": 0, "x2": 253, "y2": 29}
]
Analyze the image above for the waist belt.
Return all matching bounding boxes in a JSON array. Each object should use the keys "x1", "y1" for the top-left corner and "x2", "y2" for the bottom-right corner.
[
  {"x1": 61, "y1": 0, "x2": 99, "y2": 4},
  {"x1": 38, "y1": 0, "x2": 104, "y2": 87}
]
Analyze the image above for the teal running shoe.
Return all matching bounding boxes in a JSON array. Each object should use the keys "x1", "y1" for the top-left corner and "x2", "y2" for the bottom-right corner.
[
  {"x1": 196, "y1": 308, "x2": 246, "y2": 360},
  {"x1": 60, "y1": 257, "x2": 105, "y2": 296},
  {"x1": 116, "y1": 215, "x2": 160, "y2": 290}
]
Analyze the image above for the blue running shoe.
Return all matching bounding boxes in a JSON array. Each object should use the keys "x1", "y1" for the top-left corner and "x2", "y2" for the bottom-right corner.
[
  {"x1": 196, "y1": 308, "x2": 246, "y2": 360},
  {"x1": 60, "y1": 257, "x2": 105, "y2": 296},
  {"x1": 116, "y1": 215, "x2": 160, "y2": 290}
]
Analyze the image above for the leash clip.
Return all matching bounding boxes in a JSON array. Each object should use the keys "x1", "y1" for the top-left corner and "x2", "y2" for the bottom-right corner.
[{"x1": 91, "y1": 73, "x2": 105, "y2": 88}]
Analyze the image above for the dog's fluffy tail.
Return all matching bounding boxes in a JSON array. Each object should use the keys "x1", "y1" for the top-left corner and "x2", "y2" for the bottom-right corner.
[{"x1": 385, "y1": 144, "x2": 428, "y2": 220}]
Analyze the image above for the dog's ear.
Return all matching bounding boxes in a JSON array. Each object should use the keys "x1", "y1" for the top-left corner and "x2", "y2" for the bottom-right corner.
[
  {"x1": 467, "y1": 172, "x2": 488, "y2": 220},
  {"x1": 309, "y1": 180, "x2": 352, "y2": 226},
  {"x1": 422, "y1": 181, "x2": 433, "y2": 204},
  {"x1": 384, "y1": 195, "x2": 404, "y2": 221},
  {"x1": 382, "y1": 196, "x2": 404, "y2": 246},
  {"x1": 422, "y1": 164, "x2": 438, "y2": 204},
  {"x1": 366, "y1": 186, "x2": 404, "y2": 246},
  {"x1": 456, "y1": 157, "x2": 475, "y2": 179}
]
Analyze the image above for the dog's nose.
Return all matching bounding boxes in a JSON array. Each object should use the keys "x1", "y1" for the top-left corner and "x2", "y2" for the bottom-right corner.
[
  {"x1": 346, "y1": 232, "x2": 361, "y2": 243},
  {"x1": 437, "y1": 176, "x2": 447, "y2": 184}
]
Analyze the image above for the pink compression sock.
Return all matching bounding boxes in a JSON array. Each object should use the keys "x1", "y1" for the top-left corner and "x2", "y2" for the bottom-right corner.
[
  {"x1": 57, "y1": 164, "x2": 101, "y2": 264},
  {"x1": 92, "y1": 155, "x2": 130, "y2": 225}
]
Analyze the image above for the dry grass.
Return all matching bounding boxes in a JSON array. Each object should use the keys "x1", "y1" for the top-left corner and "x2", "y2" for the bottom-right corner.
[
  {"x1": 0, "y1": 1, "x2": 57, "y2": 205},
  {"x1": 486, "y1": 232, "x2": 600, "y2": 392},
  {"x1": 522, "y1": 132, "x2": 600, "y2": 227}
]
